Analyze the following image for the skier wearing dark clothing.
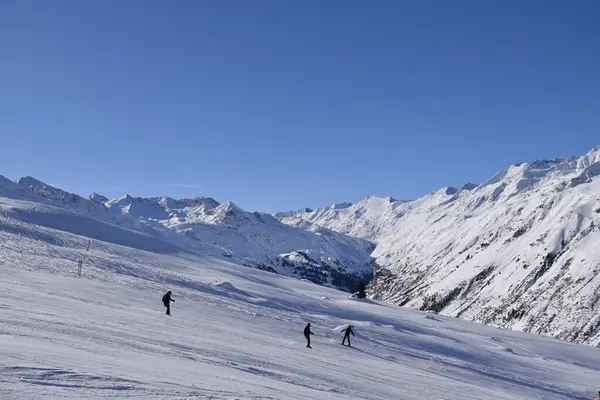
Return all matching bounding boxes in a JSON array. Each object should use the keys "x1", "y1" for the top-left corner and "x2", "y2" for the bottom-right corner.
[
  {"x1": 162, "y1": 291, "x2": 175, "y2": 315},
  {"x1": 304, "y1": 323, "x2": 314, "y2": 348},
  {"x1": 342, "y1": 325, "x2": 355, "y2": 346}
]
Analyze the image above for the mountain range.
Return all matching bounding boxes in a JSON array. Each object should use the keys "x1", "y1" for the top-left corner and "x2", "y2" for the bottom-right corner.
[
  {"x1": 2, "y1": 144, "x2": 600, "y2": 346},
  {"x1": 0, "y1": 175, "x2": 374, "y2": 293},
  {"x1": 277, "y1": 145, "x2": 600, "y2": 346}
]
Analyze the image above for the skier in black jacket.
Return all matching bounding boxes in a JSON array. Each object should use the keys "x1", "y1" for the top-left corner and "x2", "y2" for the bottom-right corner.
[
  {"x1": 304, "y1": 323, "x2": 314, "y2": 348},
  {"x1": 342, "y1": 325, "x2": 355, "y2": 346},
  {"x1": 162, "y1": 291, "x2": 175, "y2": 315}
]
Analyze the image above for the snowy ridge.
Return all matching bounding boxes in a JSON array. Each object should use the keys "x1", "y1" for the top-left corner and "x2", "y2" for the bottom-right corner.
[
  {"x1": 277, "y1": 145, "x2": 600, "y2": 346},
  {"x1": 275, "y1": 195, "x2": 406, "y2": 242},
  {"x1": 0, "y1": 177, "x2": 374, "y2": 292}
]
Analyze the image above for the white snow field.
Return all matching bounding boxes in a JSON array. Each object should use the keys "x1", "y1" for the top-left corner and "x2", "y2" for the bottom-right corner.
[{"x1": 1, "y1": 199, "x2": 600, "y2": 399}]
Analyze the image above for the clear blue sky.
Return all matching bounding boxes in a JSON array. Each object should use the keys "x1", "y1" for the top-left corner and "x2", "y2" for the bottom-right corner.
[{"x1": 1, "y1": 0, "x2": 599, "y2": 212}]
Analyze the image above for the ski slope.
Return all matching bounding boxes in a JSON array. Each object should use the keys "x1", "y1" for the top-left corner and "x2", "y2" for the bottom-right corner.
[{"x1": 1, "y1": 203, "x2": 600, "y2": 399}]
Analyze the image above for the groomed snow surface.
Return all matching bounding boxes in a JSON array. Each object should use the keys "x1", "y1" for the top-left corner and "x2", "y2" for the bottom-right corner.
[{"x1": 1, "y1": 213, "x2": 600, "y2": 399}]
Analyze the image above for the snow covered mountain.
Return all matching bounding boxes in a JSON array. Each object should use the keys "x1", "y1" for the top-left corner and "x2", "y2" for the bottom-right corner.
[
  {"x1": 0, "y1": 176, "x2": 374, "y2": 292},
  {"x1": 4, "y1": 152, "x2": 600, "y2": 399},
  {"x1": 277, "y1": 145, "x2": 600, "y2": 346}
]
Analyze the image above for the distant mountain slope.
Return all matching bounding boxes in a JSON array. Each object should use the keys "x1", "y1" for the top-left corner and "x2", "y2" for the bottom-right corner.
[
  {"x1": 0, "y1": 177, "x2": 374, "y2": 292},
  {"x1": 277, "y1": 145, "x2": 600, "y2": 346}
]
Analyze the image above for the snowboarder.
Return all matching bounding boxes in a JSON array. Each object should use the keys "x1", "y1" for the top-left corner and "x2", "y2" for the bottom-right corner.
[
  {"x1": 341, "y1": 325, "x2": 355, "y2": 346},
  {"x1": 304, "y1": 323, "x2": 314, "y2": 348},
  {"x1": 162, "y1": 291, "x2": 175, "y2": 315},
  {"x1": 593, "y1": 391, "x2": 600, "y2": 400}
]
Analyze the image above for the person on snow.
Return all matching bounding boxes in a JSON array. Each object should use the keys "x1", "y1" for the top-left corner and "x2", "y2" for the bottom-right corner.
[
  {"x1": 304, "y1": 323, "x2": 314, "y2": 348},
  {"x1": 162, "y1": 290, "x2": 175, "y2": 315},
  {"x1": 341, "y1": 325, "x2": 355, "y2": 346},
  {"x1": 593, "y1": 391, "x2": 600, "y2": 400}
]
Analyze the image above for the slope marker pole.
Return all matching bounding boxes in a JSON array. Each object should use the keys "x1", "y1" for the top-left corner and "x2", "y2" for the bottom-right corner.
[{"x1": 77, "y1": 240, "x2": 92, "y2": 277}]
